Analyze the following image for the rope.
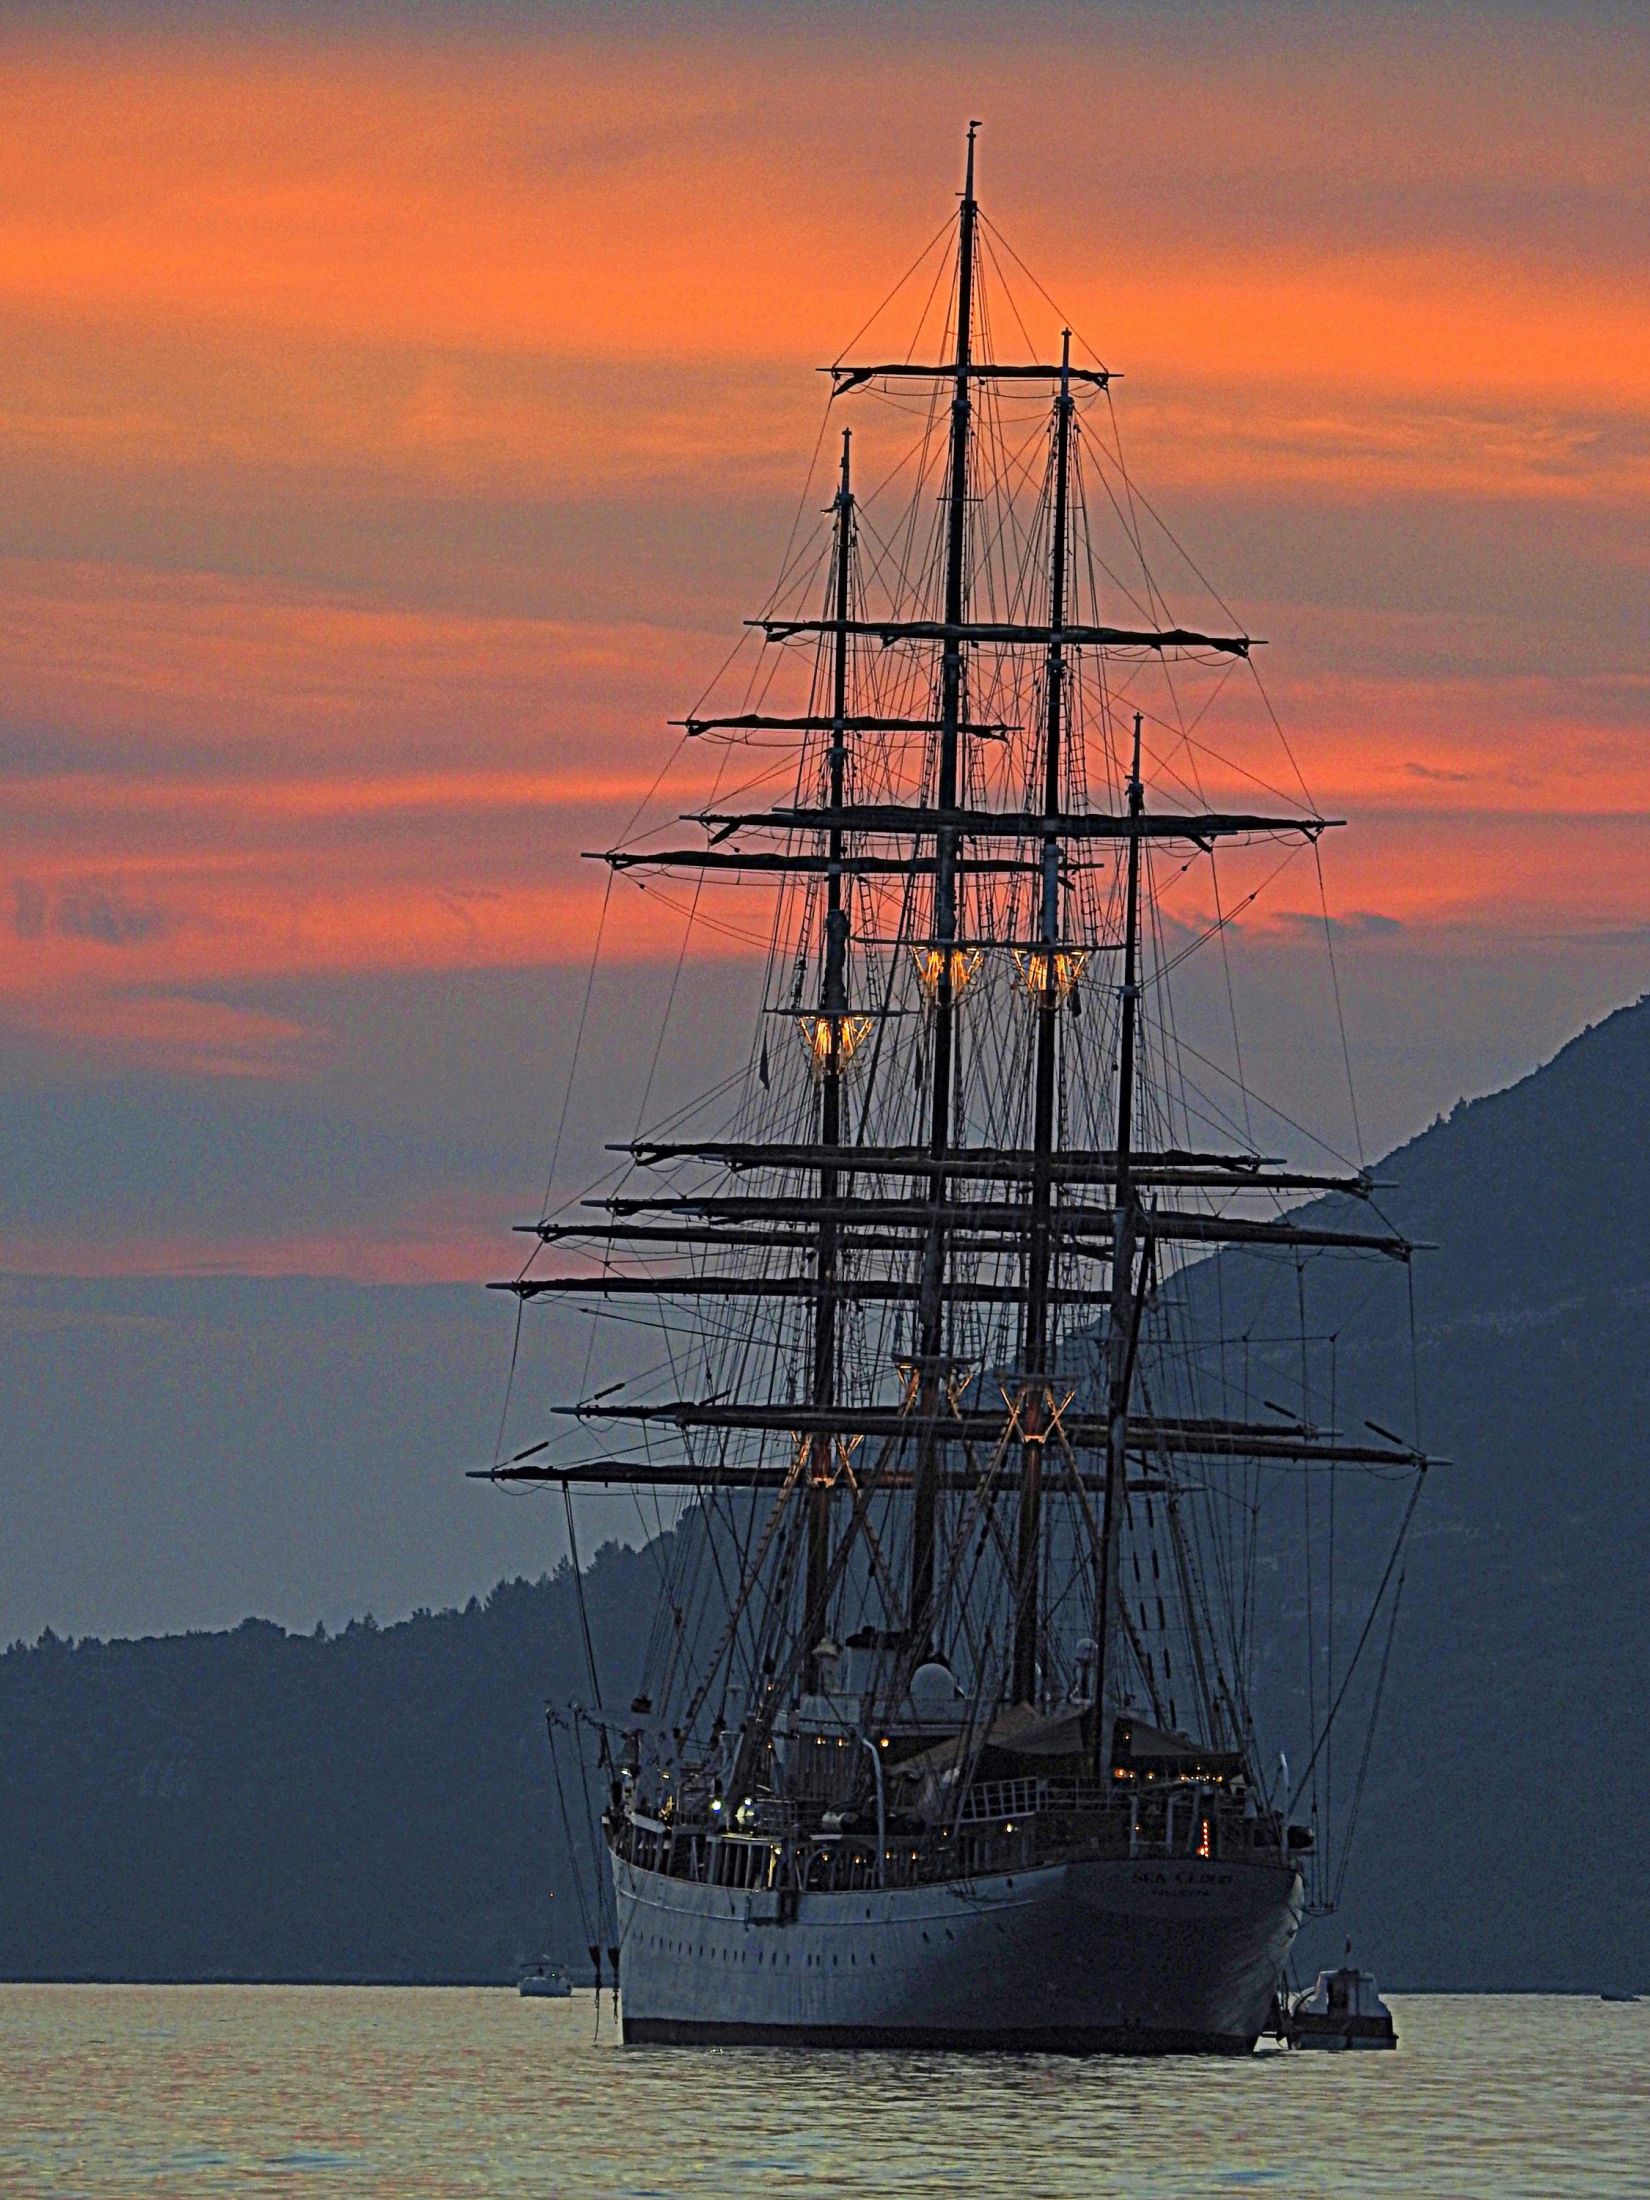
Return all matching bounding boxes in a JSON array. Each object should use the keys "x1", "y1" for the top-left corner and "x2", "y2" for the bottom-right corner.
[
  {"x1": 544, "y1": 1710, "x2": 595, "y2": 1948},
  {"x1": 1314, "y1": 837, "x2": 1366, "y2": 1165},
  {"x1": 1288, "y1": 1473, "x2": 1423, "y2": 1819},
  {"x1": 1333, "y1": 1568, "x2": 1406, "y2": 1908}
]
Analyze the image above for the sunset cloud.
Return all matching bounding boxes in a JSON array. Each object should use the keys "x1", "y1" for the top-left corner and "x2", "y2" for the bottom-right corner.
[{"x1": 3, "y1": 5, "x2": 1647, "y2": 1274}]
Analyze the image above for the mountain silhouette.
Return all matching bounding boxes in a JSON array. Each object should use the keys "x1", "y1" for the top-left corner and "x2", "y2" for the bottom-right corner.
[{"x1": 3, "y1": 999, "x2": 1649, "y2": 1989}]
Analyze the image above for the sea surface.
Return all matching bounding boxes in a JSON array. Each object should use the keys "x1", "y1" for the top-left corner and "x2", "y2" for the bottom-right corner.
[{"x1": 2, "y1": 1986, "x2": 1646, "y2": 2198}]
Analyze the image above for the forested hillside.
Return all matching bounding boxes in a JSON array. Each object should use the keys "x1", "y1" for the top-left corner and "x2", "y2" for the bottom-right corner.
[{"x1": 0, "y1": 1554, "x2": 656, "y2": 1983}]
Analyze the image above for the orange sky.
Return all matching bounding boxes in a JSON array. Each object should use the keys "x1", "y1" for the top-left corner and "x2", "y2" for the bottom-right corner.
[{"x1": 4, "y1": 6, "x2": 1648, "y2": 1273}]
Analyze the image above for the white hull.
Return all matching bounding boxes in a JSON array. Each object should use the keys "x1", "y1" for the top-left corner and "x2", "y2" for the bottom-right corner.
[{"x1": 613, "y1": 1850, "x2": 1302, "y2": 2053}]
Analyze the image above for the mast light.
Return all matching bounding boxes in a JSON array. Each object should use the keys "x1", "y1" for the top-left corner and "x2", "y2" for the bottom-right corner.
[
  {"x1": 796, "y1": 1012, "x2": 873, "y2": 1074},
  {"x1": 1012, "y1": 948, "x2": 1089, "y2": 1002},
  {"x1": 912, "y1": 945, "x2": 984, "y2": 1003}
]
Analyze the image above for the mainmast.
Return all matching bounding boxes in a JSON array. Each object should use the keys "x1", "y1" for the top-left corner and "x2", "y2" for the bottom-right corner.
[
  {"x1": 1011, "y1": 331, "x2": 1074, "y2": 1708},
  {"x1": 804, "y1": 428, "x2": 855, "y2": 1683},
  {"x1": 909, "y1": 120, "x2": 980, "y2": 1653},
  {"x1": 1094, "y1": 709, "x2": 1146, "y2": 1734}
]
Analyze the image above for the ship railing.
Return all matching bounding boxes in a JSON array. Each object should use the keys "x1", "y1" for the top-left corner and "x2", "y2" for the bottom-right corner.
[
  {"x1": 736, "y1": 1798, "x2": 801, "y2": 1836},
  {"x1": 1126, "y1": 1785, "x2": 1271, "y2": 1860}
]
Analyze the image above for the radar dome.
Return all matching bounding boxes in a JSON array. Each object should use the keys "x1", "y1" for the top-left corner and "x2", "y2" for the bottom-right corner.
[{"x1": 910, "y1": 1660, "x2": 959, "y2": 1705}]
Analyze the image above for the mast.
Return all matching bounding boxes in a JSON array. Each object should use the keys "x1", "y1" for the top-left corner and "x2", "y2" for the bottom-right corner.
[
  {"x1": 804, "y1": 428, "x2": 854, "y2": 1684},
  {"x1": 1011, "y1": 330, "x2": 1073, "y2": 1708},
  {"x1": 909, "y1": 120, "x2": 980, "y2": 1653},
  {"x1": 1094, "y1": 708, "x2": 1146, "y2": 1742}
]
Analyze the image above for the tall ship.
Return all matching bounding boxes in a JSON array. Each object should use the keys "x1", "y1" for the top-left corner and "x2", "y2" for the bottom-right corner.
[{"x1": 481, "y1": 130, "x2": 1430, "y2": 2053}]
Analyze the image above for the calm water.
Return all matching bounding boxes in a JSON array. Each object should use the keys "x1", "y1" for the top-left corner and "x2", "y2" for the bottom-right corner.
[{"x1": 2, "y1": 1987, "x2": 1647, "y2": 2198}]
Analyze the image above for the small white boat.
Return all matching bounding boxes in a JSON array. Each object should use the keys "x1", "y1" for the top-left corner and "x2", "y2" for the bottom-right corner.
[
  {"x1": 1287, "y1": 1966, "x2": 1397, "y2": 2050},
  {"x1": 518, "y1": 1958, "x2": 572, "y2": 2000}
]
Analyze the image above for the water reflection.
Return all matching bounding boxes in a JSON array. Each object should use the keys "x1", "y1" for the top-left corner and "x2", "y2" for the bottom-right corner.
[{"x1": 1, "y1": 1986, "x2": 1645, "y2": 2198}]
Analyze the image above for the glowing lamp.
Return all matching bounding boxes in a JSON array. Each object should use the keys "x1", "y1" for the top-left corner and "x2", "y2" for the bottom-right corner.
[
  {"x1": 911, "y1": 945, "x2": 983, "y2": 1002},
  {"x1": 1012, "y1": 948, "x2": 1089, "y2": 1002},
  {"x1": 796, "y1": 1012, "x2": 873, "y2": 1075}
]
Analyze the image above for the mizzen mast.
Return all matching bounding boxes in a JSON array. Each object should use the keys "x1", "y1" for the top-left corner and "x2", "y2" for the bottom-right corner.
[{"x1": 1011, "y1": 329, "x2": 1075, "y2": 1708}]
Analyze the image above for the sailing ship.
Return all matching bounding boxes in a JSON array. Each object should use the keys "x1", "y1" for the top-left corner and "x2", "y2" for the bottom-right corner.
[{"x1": 481, "y1": 130, "x2": 1429, "y2": 2053}]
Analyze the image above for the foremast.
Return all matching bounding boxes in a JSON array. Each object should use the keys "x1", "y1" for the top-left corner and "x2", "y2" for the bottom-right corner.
[{"x1": 804, "y1": 426, "x2": 856, "y2": 1684}]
